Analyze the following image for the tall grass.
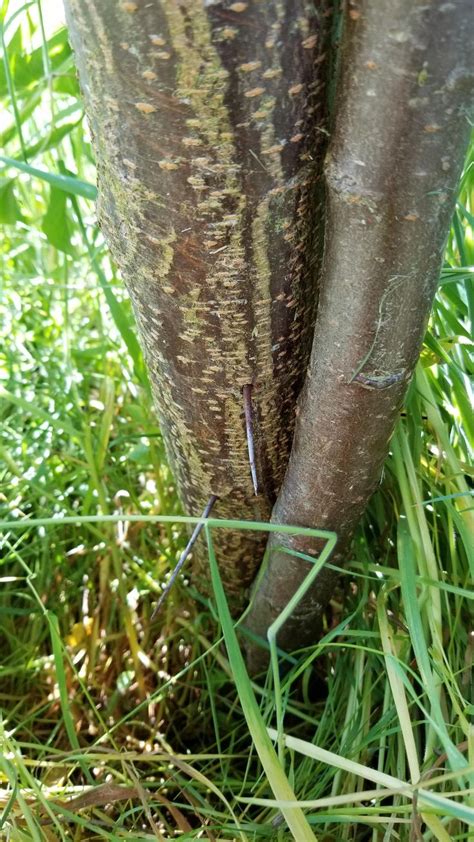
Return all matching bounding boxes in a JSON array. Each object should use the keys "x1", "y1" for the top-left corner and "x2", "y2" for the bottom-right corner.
[{"x1": 0, "y1": 4, "x2": 472, "y2": 840}]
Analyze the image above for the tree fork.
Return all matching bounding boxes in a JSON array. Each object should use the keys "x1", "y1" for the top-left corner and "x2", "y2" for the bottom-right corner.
[
  {"x1": 245, "y1": 0, "x2": 472, "y2": 667},
  {"x1": 64, "y1": 0, "x2": 334, "y2": 599}
]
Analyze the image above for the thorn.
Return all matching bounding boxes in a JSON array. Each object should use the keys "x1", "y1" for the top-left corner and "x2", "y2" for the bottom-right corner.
[
  {"x1": 150, "y1": 494, "x2": 218, "y2": 621},
  {"x1": 243, "y1": 384, "x2": 259, "y2": 495}
]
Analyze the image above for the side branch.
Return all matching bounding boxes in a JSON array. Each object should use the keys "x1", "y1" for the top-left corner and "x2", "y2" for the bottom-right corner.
[{"x1": 245, "y1": 0, "x2": 473, "y2": 666}]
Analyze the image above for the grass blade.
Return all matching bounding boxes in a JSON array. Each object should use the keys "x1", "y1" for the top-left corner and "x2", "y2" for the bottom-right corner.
[
  {"x1": 206, "y1": 524, "x2": 318, "y2": 842},
  {"x1": 0, "y1": 153, "x2": 97, "y2": 198}
]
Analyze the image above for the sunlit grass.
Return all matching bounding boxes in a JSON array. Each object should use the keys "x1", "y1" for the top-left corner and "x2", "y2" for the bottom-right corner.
[{"x1": 0, "y1": 3, "x2": 472, "y2": 839}]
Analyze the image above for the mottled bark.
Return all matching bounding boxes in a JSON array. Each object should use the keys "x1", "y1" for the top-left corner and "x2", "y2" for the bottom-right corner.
[
  {"x1": 246, "y1": 0, "x2": 472, "y2": 665},
  {"x1": 64, "y1": 0, "x2": 333, "y2": 597}
]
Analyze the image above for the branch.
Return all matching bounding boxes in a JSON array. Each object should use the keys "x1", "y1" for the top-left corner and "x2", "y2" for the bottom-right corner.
[{"x1": 245, "y1": 0, "x2": 473, "y2": 666}]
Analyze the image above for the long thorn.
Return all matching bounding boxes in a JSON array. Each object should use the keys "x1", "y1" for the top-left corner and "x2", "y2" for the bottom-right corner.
[
  {"x1": 150, "y1": 494, "x2": 218, "y2": 621},
  {"x1": 243, "y1": 384, "x2": 259, "y2": 495}
]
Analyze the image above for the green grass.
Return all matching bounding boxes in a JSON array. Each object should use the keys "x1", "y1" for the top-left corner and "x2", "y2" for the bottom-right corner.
[{"x1": 0, "y1": 4, "x2": 473, "y2": 840}]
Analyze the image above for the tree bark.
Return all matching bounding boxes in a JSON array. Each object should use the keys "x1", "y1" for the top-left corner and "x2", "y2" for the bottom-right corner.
[
  {"x1": 245, "y1": 0, "x2": 472, "y2": 666},
  {"x1": 64, "y1": 0, "x2": 334, "y2": 598}
]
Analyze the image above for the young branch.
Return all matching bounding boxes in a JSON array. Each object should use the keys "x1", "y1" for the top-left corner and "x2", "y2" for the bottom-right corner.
[{"x1": 245, "y1": 0, "x2": 472, "y2": 667}]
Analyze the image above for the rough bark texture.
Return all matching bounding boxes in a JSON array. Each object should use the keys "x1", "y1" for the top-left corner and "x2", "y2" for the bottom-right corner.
[
  {"x1": 245, "y1": 0, "x2": 473, "y2": 665},
  {"x1": 64, "y1": 0, "x2": 333, "y2": 597}
]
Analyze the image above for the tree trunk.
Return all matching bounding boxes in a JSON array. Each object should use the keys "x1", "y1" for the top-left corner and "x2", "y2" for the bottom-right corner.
[
  {"x1": 64, "y1": 0, "x2": 334, "y2": 598},
  {"x1": 245, "y1": 0, "x2": 472, "y2": 666}
]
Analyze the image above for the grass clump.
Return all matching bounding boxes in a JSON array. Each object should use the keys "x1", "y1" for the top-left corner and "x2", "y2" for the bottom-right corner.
[{"x1": 0, "y1": 4, "x2": 473, "y2": 840}]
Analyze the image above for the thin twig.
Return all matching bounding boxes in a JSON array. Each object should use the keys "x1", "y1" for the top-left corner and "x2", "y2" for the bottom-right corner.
[
  {"x1": 421, "y1": 739, "x2": 468, "y2": 780},
  {"x1": 243, "y1": 384, "x2": 259, "y2": 495},
  {"x1": 150, "y1": 495, "x2": 218, "y2": 621}
]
